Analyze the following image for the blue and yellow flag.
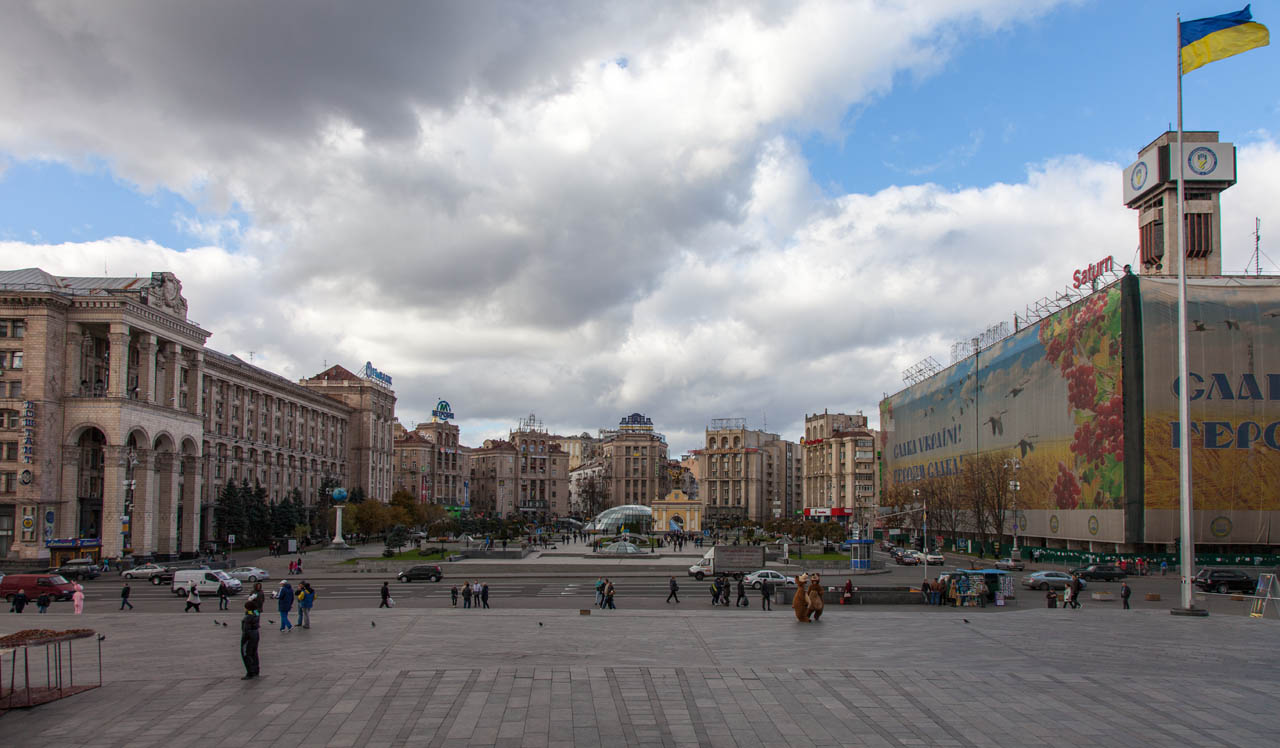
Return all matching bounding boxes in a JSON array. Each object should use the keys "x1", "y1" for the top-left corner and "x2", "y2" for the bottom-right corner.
[{"x1": 1181, "y1": 5, "x2": 1269, "y2": 73}]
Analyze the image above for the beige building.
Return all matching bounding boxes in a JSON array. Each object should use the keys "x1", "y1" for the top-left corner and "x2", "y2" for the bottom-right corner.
[
  {"x1": 650, "y1": 489, "x2": 702, "y2": 533},
  {"x1": 598, "y1": 413, "x2": 669, "y2": 508},
  {"x1": 300, "y1": 365, "x2": 395, "y2": 502},
  {"x1": 409, "y1": 419, "x2": 468, "y2": 507},
  {"x1": 0, "y1": 268, "x2": 392, "y2": 561},
  {"x1": 695, "y1": 418, "x2": 801, "y2": 526},
  {"x1": 393, "y1": 429, "x2": 433, "y2": 501},
  {"x1": 467, "y1": 439, "x2": 517, "y2": 517},
  {"x1": 553, "y1": 432, "x2": 599, "y2": 471},
  {"x1": 508, "y1": 414, "x2": 568, "y2": 519},
  {"x1": 802, "y1": 410, "x2": 879, "y2": 528}
]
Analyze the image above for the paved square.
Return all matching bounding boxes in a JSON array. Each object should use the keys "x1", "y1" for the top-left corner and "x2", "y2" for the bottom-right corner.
[{"x1": 2, "y1": 605, "x2": 1277, "y2": 747}]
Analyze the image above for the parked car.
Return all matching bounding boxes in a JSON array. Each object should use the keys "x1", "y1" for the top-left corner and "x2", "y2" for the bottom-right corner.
[
  {"x1": 50, "y1": 559, "x2": 100, "y2": 581},
  {"x1": 924, "y1": 551, "x2": 945, "y2": 565},
  {"x1": 1193, "y1": 568, "x2": 1255, "y2": 594},
  {"x1": 1021, "y1": 571, "x2": 1087, "y2": 591},
  {"x1": 226, "y1": 566, "x2": 271, "y2": 583},
  {"x1": 1069, "y1": 564, "x2": 1126, "y2": 582},
  {"x1": 398, "y1": 564, "x2": 443, "y2": 583},
  {"x1": 122, "y1": 562, "x2": 170, "y2": 580},
  {"x1": 995, "y1": 558, "x2": 1025, "y2": 571},
  {"x1": 743, "y1": 570, "x2": 797, "y2": 590},
  {"x1": 1, "y1": 573, "x2": 78, "y2": 602}
]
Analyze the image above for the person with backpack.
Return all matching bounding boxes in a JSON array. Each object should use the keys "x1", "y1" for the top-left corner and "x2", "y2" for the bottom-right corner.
[
  {"x1": 298, "y1": 582, "x2": 315, "y2": 628},
  {"x1": 666, "y1": 576, "x2": 680, "y2": 604}
]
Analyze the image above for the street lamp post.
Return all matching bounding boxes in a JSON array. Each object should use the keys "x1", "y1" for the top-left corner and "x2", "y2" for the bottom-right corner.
[
  {"x1": 913, "y1": 488, "x2": 925, "y2": 588},
  {"x1": 1004, "y1": 458, "x2": 1021, "y2": 558}
]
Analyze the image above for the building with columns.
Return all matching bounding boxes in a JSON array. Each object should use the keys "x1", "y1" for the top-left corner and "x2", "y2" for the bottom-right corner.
[
  {"x1": 693, "y1": 419, "x2": 801, "y2": 526},
  {"x1": 802, "y1": 410, "x2": 880, "y2": 529},
  {"x1": 0, "y1": 268, "x2": 392, "y2": 561}
]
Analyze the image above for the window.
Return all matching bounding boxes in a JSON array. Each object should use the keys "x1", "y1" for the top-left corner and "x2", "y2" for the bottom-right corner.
[
  {"x1": 1, "y1": 442, "x2": 15, "y2": 460},
  {"x1": 0, "y1": 410, "x2": 16, "y2": 428},
  {"x1": 0, "y1": 472, "x2": 15, "y2": 493},
  {"x1": 0, "y1": 321, "x2": 23, "y2": 339},
  {"x1": 0, "y1": 351, "x2": 21, "y2": 370},
  {"x1": 6, "y1": 381, "x2": 18, "y2": 399}
]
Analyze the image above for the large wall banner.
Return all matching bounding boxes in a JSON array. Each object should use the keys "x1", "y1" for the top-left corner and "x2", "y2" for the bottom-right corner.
[
  {"x1": 1140, "y1": 277, "x2": 1280, "y2": 544},
  {"x1": 881, "y1": 283, "x2": 1127, "y2": 542}
]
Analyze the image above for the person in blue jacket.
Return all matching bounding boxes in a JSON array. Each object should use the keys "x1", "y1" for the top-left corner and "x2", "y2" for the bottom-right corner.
[{"x1": 277, "y1": 580, "x2": 294, "y2": 632}]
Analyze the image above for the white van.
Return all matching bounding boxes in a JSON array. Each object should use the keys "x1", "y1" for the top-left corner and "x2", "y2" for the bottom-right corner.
[{"x1": 171, "y1": 569, "x2": 242, "y2": 596}]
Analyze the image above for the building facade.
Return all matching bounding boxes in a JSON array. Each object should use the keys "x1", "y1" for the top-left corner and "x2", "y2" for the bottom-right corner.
[
  {"x1": 597, "y1": 413, "x2": 669, "y2": 509},
  {"x1": 300, "y1": 365, "x2": 396, "y2": 503},
  {"x1": 508, "y1": 414, "x2": 568, "y2": 519},
  {"x1": 467, "y1": 439, "x2": 517, "y2": 517},
  {"x1": 0, "y1": 268, "x2": 392, "y2": 561},
  {"x1": 802, "y1": 410, "x2": 879, "y2": 528},
  {"x1": 694, "y1": 418, "x2": 799, "y2": 526},
  {"x1": 407, "y1": 420, "x2": 468, "y2": 508}
]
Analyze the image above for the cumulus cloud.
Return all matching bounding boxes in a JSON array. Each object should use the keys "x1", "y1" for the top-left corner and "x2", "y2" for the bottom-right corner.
[{"x1": 5, "y1": 1, "x2": 1272, "y2": 456}]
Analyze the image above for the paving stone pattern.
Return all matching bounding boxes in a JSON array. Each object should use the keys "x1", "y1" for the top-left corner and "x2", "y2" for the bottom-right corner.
[{"x1": 2, "y1": 607, "x2": 1277, "y2": 747}]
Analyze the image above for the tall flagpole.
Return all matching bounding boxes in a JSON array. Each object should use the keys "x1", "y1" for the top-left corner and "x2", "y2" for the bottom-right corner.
[{"x1": 1174, "y1": 13, "x2": 1199, "y2": 614}]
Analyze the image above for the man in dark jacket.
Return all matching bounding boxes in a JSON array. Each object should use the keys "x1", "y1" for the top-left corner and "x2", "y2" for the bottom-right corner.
[
  {"x1": 735, "y1": 578, "x2": 748, "y2": 607},
  {"x1": 240, "y1": 603, "x2": 260, "y2": 679},
  {"x1": 1120, "y1": 581, "x2": 1132, "y2": 610},
  {"x1": 1068, "y1": 575, "x2": 1083, "y2": 609},
  {"x1": 761, "y1": 579, "x2": 773, "y2": 610},
  {"x1": 379, "y1": 581, "x2": 392, "y2": 609},
  {"x1": 218, "y1": 581, "x2": 231, "y2": 611},
  {"x1": 277, "y1": 581, "x2": 294, "y2": 632},
  {"x1": 10, "y1": 588, "x2": 28, "y2": 613},
  {"x1": 666, "y1": 576, "x2": 679, "y2": 604},
  {"x1": 120, "y1": 582, "x2": 134, "y2": 611}
]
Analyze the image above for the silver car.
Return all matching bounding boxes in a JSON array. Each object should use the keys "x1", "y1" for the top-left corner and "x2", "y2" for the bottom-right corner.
[
  {"x1": 121, "y1": 562, "x2": 170, "y2": 580},
  {"x1": 227, "y1": 566, "x2": 271, "y2": 583},
  {"x1": 995, "y1": 558, "x2": 1025, "y2": 571}
]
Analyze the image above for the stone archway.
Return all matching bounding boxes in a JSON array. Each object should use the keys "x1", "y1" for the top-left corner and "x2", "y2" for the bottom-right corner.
[
  {"x1": 72, "y1": 427, "x2": 107, "y2": 541},
  {"x1": 180, "y1": 437, "x2": 201, "y2": 555},
  {"x1": 152, "y1": 433, "x2": 179, "y2": 558},
  {"x1": 123, "y1": 429, "x2": 153, "y2": 556}
]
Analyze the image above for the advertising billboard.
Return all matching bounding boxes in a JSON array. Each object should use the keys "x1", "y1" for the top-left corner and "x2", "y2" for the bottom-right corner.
[
  {"x1": 1140, "y1": 277, "x2": 1280, "y2": 544},
  {"x1": 881, "y1": 283, "x2": 1127, "y2": 542}
]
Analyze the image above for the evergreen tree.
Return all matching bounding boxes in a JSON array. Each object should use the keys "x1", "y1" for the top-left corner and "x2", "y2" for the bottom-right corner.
[
  {"x1": 214, "y1": 481, "x2": 246, "y2": 543},
  {"x1": 348, "y1": 485, "x2": 366, "y2": 504},
  {"x1": 243, "y1": 480, "x2": 271, "y2": 546}
]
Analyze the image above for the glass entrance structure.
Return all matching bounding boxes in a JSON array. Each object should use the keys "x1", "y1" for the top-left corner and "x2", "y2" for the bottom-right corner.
[{"x1": 585, "y1": 505, "x2": 653, "y2": 535}]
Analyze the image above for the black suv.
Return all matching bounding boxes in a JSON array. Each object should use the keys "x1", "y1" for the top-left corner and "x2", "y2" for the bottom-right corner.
[
  {"x1": 397, "y1": 564, "x2": 443, "y2": 583},
  {"x1": 50, "y1": 560, "x2": 101, "y2": 581},
  {"x1": 1193, "y1": 568, "x2": 1255, "y2": 594},
  {"x1": 1069, "y1": 564, "x2": 1126, "y2": 582}
]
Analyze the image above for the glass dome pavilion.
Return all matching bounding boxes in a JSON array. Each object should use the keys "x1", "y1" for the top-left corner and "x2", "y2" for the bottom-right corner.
[{"x1": 585, "y1": 505, "x2": 653, "y2": 534}]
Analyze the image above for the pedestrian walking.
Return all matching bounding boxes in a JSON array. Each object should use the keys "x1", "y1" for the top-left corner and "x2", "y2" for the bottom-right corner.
[
  {"x1": 277, "y1": 581, "x2": 295, "y2": 632},
  {"x1": 10, "y1": 588, "x2": 27, "y2": 613},
  {"x1": 594, "y1": 577, "x2": 605, "y2": 607},
  {"x1": 666, "y1": 576, "x2": 680, "y2": 604},
  {"x1": 185, "y1": 586, "x2": 202, "y2": 613},
  {"x1": 462, "y1": 581, "x2": 472, "y2": 609},
  {"x1": 218, "y1": 580, "x2": 231, "y2": 611},
  {"x1": 761, "y1": 579, "x2": 773, "y2": 610},
  {"x1": 36, "y1": 592, "x2": 50, "y2": 614},
  {"x1": 1069, "y1": 574, "x2": 1083, "y2": 609},
  {"x1": 73, "y1": 584, "x2": 85, "y2": 614},
  {"x1": 295, "y1": 557, "x2": 304, "y2": 575},
  {"x1": 379, "y1": 581, "x2": 392, "y2": 609},
  {"x1": 120, "y1": 582, "x2": 134, "y2": 610},
  {"x1": 240, "y1": 602, "x2": 260, "y2": 680},
  {"x1": 604, "y1": 579, "x2": 616, "y2": 609},
  {"x1": 481, "y1": 582, "x2": 490, "y2": 609},
  {"x1": 735, "y1": 578, "x2": 748, "y2": 608},
  {"x1": 450, "y1": 585, "x2": 459, "y2": 607},
  {"x1": 1120, "y1": 581, "x2": 1132, "y2": 610},
  {"x1": 298, "y1": 582, "x2": 315, "y2": 628},
  {"x1": 1160, "y1": 560, "x2": 1168, "y2": 576}
]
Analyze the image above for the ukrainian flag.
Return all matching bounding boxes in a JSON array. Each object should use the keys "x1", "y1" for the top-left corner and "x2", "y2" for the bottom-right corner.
[{"x1": 1181, "y1": 5, "x2": 1269, "y2": 73}]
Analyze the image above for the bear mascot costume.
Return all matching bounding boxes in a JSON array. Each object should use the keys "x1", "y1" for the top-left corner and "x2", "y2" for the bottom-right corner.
[
  {"x1": 806, "y1": 574, "x2": 824, "y2": 622},
  {"x1": 792, "y1": 573, "x2": 811, "y2": 622}
]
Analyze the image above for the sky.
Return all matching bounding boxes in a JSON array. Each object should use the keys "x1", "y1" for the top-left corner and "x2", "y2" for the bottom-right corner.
[{"x1": 0, "y1": 0, "x2": 1276, "y2": 457}]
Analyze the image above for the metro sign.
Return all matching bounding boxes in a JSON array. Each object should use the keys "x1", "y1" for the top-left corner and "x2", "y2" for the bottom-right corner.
[{"x1": 1072, "y1": 255, "x2": 1114, "y2": 289}]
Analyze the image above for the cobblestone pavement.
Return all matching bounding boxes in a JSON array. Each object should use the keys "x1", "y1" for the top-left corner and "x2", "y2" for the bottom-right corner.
[{"x1": 2, "y1": 606, "x2": 1276, "y2": 747}]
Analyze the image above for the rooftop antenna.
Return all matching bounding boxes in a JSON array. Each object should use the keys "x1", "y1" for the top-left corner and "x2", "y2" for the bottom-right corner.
[
  {"x1": 248, "y1": 351, "x2": 255, "y2": 363},
  {"x1": 1248, "y1": 218, "x2": 1261, "y2": 276}
]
